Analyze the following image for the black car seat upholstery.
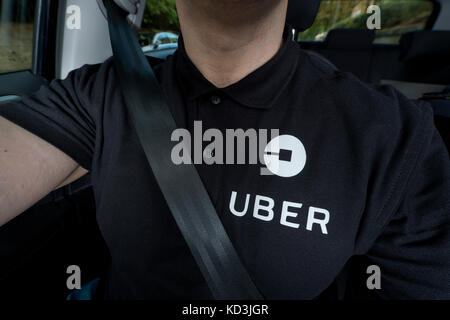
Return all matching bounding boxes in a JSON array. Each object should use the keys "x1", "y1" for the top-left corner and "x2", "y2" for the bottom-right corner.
[{"x1": 396, "y1": 31, "x2": 450, "y2": 84}]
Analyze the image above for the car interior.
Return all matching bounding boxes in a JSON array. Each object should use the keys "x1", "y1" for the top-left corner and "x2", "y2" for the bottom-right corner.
[{"x1": 0, "y1": 0, "x2": 449, "y2": 299}]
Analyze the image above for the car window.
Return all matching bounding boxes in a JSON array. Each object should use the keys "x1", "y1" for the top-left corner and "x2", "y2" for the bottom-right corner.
[
  {"x1": 139, "y1": 0, "x2": 180, "y2": 50},
  {"x1": 0, "y1": 0, "x2": 36, "y2": 73},
  {"x1": 298, "y1": 0, "x2": 435, "y2": 44}
]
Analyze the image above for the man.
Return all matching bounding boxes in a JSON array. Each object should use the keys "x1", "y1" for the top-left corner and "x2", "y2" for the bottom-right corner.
[{"x1": 0, "y1": 0, "x2": 449, "y2": 299}]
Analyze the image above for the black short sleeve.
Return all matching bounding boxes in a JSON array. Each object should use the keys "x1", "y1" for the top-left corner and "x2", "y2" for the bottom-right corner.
[
  {"x1": 0, "y1": 60, "x2": 113, "y2": 170},
  {"x1": 365, "y1": 117, "x2": 450, "y2": 299}
]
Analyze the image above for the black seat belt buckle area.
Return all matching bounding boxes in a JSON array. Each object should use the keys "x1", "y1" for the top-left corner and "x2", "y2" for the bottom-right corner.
[{"x1": 104, "y1": 0, "x2": 264, "y2": 300}]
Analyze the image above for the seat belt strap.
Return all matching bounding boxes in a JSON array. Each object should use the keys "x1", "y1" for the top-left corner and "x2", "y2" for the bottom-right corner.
[{"x1": 104, "y1": 0, "x2": 263, "y2": 300}]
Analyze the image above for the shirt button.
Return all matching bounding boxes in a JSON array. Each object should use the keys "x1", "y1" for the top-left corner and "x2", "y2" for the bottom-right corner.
[{"x1": 210, "y1": 95, "x2": 221, "y2": 105}]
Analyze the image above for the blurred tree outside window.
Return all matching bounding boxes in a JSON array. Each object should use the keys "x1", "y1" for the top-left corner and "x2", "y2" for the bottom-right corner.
[
  {"x1": 139, "y1": 0, "x2": 180, "y2": 49},
  {"x1": 298, "y1": 0, "x2": 434, "y2": 44},
  {"x1": 0, "y1": 0, "x2": 36, "y2": 73}
]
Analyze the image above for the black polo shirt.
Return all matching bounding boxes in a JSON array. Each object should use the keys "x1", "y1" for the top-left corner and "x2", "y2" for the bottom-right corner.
[{"x1": 1, "y1": 27, "x2": 449, "y2": 300}]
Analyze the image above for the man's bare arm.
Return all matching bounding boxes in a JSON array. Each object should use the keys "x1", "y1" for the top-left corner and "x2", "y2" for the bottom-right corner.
[
  {"x1": 55, "y1": 166, "x2": 89, "y2": 190},
  {"x1": 0, "y1": 116, "x2": 87, "y2": 227}
]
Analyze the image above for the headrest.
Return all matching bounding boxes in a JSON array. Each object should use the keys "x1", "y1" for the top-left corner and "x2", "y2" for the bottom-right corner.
[
  {"x1": 400, "y1": 31, "x2": 450, "y2": 63},
  {"x1": 325, "y1": 29, "x2": 375, "y2": 49},
  {"x1": 286, "y1": 0, "x2": 322, "y2": 32}
]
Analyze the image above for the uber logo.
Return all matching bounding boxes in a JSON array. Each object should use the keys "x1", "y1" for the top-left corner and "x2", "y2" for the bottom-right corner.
[
  {"x1": 263, "y1": 135, "x2": 307, "y2": 178},
  {"x1": 229, "y1": 191, "x2": 330, "y2": 235}
]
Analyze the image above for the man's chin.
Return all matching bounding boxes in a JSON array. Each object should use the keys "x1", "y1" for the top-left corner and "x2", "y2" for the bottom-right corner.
[{"x1": 178, "y1": 0, "x2": 286, "y2": 25}]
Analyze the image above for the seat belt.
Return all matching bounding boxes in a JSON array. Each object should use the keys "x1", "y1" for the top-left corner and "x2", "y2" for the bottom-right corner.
[{"x1": 104, "y1": 0, "x2": 263, "y2": 300}]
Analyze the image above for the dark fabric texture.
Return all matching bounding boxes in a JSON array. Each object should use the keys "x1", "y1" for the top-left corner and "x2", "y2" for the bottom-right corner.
[{"x1": 1, "y1": 27, "x2": 449, "y2": 299}]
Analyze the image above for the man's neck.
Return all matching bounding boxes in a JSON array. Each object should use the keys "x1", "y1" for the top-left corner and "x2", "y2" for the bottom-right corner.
[{"x1": 177, "y1": 1, "x2": 287, "y2": 88}]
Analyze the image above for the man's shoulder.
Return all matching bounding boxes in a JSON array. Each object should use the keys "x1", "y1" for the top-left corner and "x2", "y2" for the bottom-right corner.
[
  {"x1": 294, "y1": 48, "x2": 436, "y2": 175},
  {"x1": 339, "y1": 73, "x2": 433, "y2": 137},
  {"x1": 298, "y1": 49, "x2": 433, "y2": 133}
]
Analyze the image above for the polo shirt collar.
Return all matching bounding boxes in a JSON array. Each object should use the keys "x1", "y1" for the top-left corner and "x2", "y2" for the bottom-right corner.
[{"x1": 175, "y1": 25, "x2": 300, "y2": 110}]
